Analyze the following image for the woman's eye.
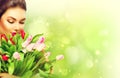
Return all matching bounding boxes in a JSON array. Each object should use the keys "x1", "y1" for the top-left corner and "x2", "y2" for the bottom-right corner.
[
  {"x1": 7, "y1": 20, "x2": 14, "y2": 24},
  {"x1": 19, "y1": 21, "x2": 25, "y2": 24}
]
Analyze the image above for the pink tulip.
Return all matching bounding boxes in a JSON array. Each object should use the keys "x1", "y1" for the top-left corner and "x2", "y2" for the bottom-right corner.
[
  {"x1": 37, "y1": 36, "x2": 45, "y2": 43},
  {"x1": 56, "y1": 55, "x2": 64, "y2": 60},
  {"x1": 36, "y1": 43, "x2": 46, "y2": 51},
  {"x1": 22, "y1": 35, "x2": 33, "y2": 48},
  {"x1": 26, "y1": 43, "x2": 35, "y2": 51},
  {"x1": 13, "y1": 52, "x2": 20, "y2": 60},
  {"x1": 22, "y1": 48, "x2": 27, "y2": 53},
  {"x1": 33, "y1": 37, "x2": 45, "y2": 49}
]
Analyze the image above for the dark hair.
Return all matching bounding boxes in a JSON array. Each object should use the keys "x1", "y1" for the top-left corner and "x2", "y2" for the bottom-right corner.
[{"x1": 0, "y1": 0, "x2": 26, "y2": 18}]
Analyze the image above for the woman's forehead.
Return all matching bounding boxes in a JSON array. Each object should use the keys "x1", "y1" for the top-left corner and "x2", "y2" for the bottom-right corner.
[{"x1": 2, "y1": 7, "x2": 26, "y2": 19}]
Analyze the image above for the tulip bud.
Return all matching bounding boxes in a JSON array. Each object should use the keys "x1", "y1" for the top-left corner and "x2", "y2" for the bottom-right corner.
[
  {"x1": 33, "y1": 37, "x2": 45, "y2": 49},
  {"x1": 20, "y1": 29, "x2": 25, "y2": 39},
  {"x1": 2, "y1": 55, "x2": 9, "y2": 61},
  {"x1": 13, "y1": 52, "x2": 20, "y2": 60},
  {"x1": 22, "y1": 35, "x2": 33, "y2": 48},
  {"x1": 56, "y1": 55, "x2": 64, "y2": 60},
  {"x1": 10, "y1": 37, "x2": 15, "y2": 45},
  {"x1": 26, "y1": 43, "x2": 35, "y2": 51},
  {"x1": 38, "y1": 36, "x2": 45, "y2": 43},
  {"x1": 1, "y1": 34, "x2": 8, "y2": 42},
  {"x1": 11, "y1": 32, "x2": 16, "y2": 37},
  {"x1": 36, "y1": 43, "x2": 46, "y2": 51}
]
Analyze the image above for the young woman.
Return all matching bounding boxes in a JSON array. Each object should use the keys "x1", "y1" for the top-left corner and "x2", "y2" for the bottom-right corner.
[
  {"x1": 0, "y1": 0, "x2": 27, "y2": 34},
  {"x1": 0, "y1": 0, "x2": 27, "y2": 77}
]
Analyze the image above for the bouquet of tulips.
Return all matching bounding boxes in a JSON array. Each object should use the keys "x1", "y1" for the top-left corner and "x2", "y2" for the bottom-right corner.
[{"x1": 0, "y1": 30, "x2": 64, "y2": 78}]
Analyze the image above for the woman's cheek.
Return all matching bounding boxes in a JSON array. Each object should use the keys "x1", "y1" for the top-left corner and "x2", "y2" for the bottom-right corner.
[{"x1": 3, "y1": 22, "x2": 13, "y2": 32}]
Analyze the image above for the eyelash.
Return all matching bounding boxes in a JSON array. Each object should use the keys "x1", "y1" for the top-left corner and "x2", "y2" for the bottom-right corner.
[
  {"x1": 7, "y1": 20, "x2": 14, "y2": 24},
  {"x1": 7, "y1": 20, "x2": 25, "y2": 24},
  {"x1": 19, "y1": 21, "x2": 25, "y2": 24}
]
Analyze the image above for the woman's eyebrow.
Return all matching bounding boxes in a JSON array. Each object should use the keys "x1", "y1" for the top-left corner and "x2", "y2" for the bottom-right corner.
[
  {"x1": 20, "y1": 18, "x2": 26, "y2": 21},
  {"x1": 7, "y1": 16, "x2": 26, "y2": 21},
  {"x1": 7, "y1": 16, "x2": 16, "y2": 20}
]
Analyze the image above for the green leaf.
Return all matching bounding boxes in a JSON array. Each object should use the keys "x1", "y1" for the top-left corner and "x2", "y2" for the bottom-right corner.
[
  {"x1": 9, "y1": 45, "x2": 16, "y2": 54},
  {"x1": 0, "y1": 60, "x2": 1, "y2": 72},
  {"x1": 33, "y1": 50, "x2": 44, "y2": 60},
  {"x1": 1, "y1": 42, "x2": 10, "y2": 51},
  {"x1": 44, "y1": 63, "x2": 51, "y2": 71},
  {"x1": 17, "y1": 38, "x2": 23, "y2": 51},
  {"x1": 13, "y1": 60, "x2": 23, "y2": 75},
  {"x1": 31, "y1": 34, "x2": 43, "y2": 43},
  {"x1": 25, "y1": 55, "x2": 35, "y2": 70},
  {"x1": 0, "y1": 48, "x2": 5, "y2": 53},
  {"x1": 14, "y1": 54, "x2": 35, "y2": 76},
  {"x1": 38, "y1": 69, "x2": 49, "y2": 77},
  {"x1": 1, "y1": 38, "x2": 8, "y2": 45},
  {"x1": 20, "y1": 53, "x2": 24, "y2": 61},
  {"x1": 24, "y1": 32, "x2": 29, "y2": 40},
  {"x1": 31, "y1": 73, "x2": 42, "y2": 78},
  {"x1": 8, "y1": 62, "x2": 14, "y2": 75},
  {"x1": 21, "y1": 71, "x2": 33, "y2": 78},
  {"x1": 32, "y1": 57, "x2": 45, "y2": 71}
]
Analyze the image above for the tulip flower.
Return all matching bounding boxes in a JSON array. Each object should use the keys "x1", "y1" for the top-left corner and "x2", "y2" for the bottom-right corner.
[
  {"x1": 35, "y1": 43, "x2": 46, "y2": 51},
  {"x1": 38, "y1": 36, "x2": 45, "y2": 43},
  {"x1": 20, "y1": 29, "x2": 25, "y2": 39},
  {"x1": 11, "y1": 32, "x2": 16, "y2": 37},
  {"x1": 9, "y1": 32, "x2": 17, "y2": 45},
  {"x1": 22, "y1": 48, "x2": 27, "y2": 53},
  {"x1": 22, "y1": 35, "x2": 33, "y2": 48},
  {"x1": 1, "y1": 34, "x2": 8, "y2": 42},
  {"x1": 26, "y1": 43, "x2": 35, "y2": 51},
  {"x1": 33, "y1": 37, "x2": 45, "y2": 49},
  {"x1": 10, "y1": 37, "x2": 15, "y2": 45},
  {"x1": 13, "y1": 52, "x2": 20, "y2": 60},
  {"x1": 56, "y1": 55, "x2": 64, "y2": 60},
  {"x1": 2, "y1": 55, "x2": 9, "y2": 61}
]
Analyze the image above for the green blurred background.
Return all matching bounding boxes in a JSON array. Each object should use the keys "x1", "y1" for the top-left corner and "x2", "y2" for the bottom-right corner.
[{"x1": 25, "y1": 0, "x2": 120, "y2": 78}]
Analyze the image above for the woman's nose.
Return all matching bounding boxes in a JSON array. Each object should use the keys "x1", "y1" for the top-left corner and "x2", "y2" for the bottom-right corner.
[{"x1": 14, "y1": 25, "x2": 20, "y2": 32}]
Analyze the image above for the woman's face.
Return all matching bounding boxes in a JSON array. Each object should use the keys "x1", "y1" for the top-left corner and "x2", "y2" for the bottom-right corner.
[{"x1": 0, "y1": 7, "x2": 26, "y2": 34}]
